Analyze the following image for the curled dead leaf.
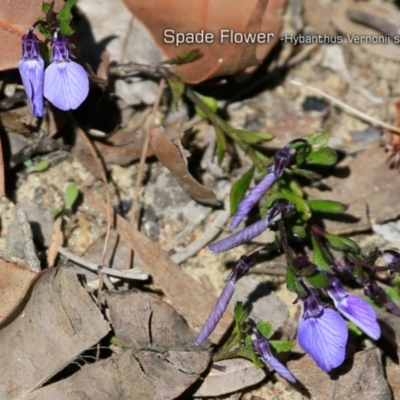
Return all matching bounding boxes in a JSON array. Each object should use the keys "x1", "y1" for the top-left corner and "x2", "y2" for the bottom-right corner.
[{"x1": 123, "y1": 0, "x2": 286, "y2": 83}]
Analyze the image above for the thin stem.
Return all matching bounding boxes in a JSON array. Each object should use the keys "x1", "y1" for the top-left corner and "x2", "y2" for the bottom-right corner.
[{"x1": 277, "y1": 220, "x2": 295, "y2": 271}]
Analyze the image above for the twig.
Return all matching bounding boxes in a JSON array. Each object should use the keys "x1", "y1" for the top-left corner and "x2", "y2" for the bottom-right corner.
[
  {"x1": 124, "y1": 79, "x2": 165, "y2": 288},
  {"x1": 58, "y1": 246, "x2": 149, "y2": 280},
  {"x1": 0, "y1": 123, "x2": 5, "y2": 196},
  {"x1": 290, "y1": 79, "x2": 400, "y2": 135},
  {"x1": 16, "y1": 208, "x2": 41, "y2": 273}
]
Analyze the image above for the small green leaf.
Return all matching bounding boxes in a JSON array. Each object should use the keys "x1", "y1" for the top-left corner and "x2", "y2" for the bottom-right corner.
[
  {"x1": 256, "y1": 322, "x2": 272, "y2": 339},
  {"x1": 214, "y1": 125, "x2": 227, "y2": 164},
  {"x1": 234, "y1": 302, "x2": 246, "y2": 326},
  {"x1": 291, "y1": 168, "x2": 321, "y2": 180},
  {"x1": 270, "y1": 340, "x2": 294, "y2": 353},
  {"x1": 64, "y1": 183, "x2": 79, "y2": 210},
  {"x1": 306, "y1": 148, "x2": 337, "y2": 166},
  {"x1": 385, "y1": 287, "x2": 399, "y2": 304},
  {"x1": 236, "y1": 347, "x2": 263, "y2": 368},
  {"x1": 167, "y1": 77, "x2": 185, "y2": 109},
  {"x1": 194, "y1": 93, "x2": 218, "y2": 119},
  {"x1": 325, "y1": 233, "x2": 360, "y2": 254},
  {"x1": 288, "y1": 179, "x2": 304, "y2": 199},
  {"x1": 33, "y1": 160, "x2": 50, "y2": 173},
  {"x1": 311, "y1": 234, "x2": 332, "y2": 271},
  {"x1": 347, "y1": 321, "x2": 363, "y2": 336},
  {"x1": 231, "y1": 129, "x2": 274, "y2": 144},
  {"x1": 110, "y1": 336, "x2": 124, "y2": 348},
  {"x1": 292, "y1": 223, "x2": 307, "y2": 238},
  {"x1": 52, "y1": 208, "x2": 63, "y2": 219},
  {"x1": 304, "y1": 132, "x2": 330, "y2": 150},
  {"x1": 307, "y1": 200, "x2": 348, "y2": 214},
  {"x1": 163, "y1": 49, "x2": 202, "y2": 65},
  {"x1": 280, "y1": 189, "x2": 311, "y2": 221},
  {"x1": 230, "y1": 166, "x2": 255, "y2": 214},
  {"x1": 56, "y1": 0, "x2": 78, "y2": 36},
  {"x1": 42, "y1": 2, "x2": 52, "y2": 13},
  {"x1": 286, "y1": 268, "x2": 308, "y2": 297},
  {"x1": 305, "y1": 270, "x2": 329, "y2": 288}
]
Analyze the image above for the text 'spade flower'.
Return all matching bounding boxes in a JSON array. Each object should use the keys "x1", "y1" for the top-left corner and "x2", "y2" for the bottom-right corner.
[
  {"x1": 326, "y1": 276, "x2": 381, "y2": 340},
  {"x1": 297, "y1": 293, "x2": 348, "y2": 372},
  {"x1": 249, "y1": 320, "x2": 296, "y2": 383},
  {"x1": 44, "y1": 31, "x2": 89, "y2": 111},
  {"x1": 18, "y1": 29, "x2": 45, "y2": 117}
]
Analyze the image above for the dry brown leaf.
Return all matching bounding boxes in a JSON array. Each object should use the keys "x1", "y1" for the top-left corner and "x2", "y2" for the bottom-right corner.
[
  {"x1": 82, "y1": 186, "x2": 233, "y2": 343},
  {"x1": 0, "y1": 257, "x2": 37, "y2": 322},
  {"x1": 305, "y1": 143, "x2": 400, "y2": 235},
  {"x1": 123, "y1": 0, "x2": 286, "y2": 84},
  {"x1": 0, "y1": 0, "x2": 64, "y2": 72},
  {"x1": 150, "y1": 125, "x2": 219, "y2": 205},
  {"x1": 194, "y1": 358, "x2": 266, "y2": 397},
  {"x1": 0, "y1": 267, "x2": 110, "y2": 399}
]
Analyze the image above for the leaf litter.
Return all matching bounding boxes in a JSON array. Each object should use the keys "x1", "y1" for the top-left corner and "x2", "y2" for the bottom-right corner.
[{"x1": 1, "y1": 0, "x2": 400, "y2": 399}]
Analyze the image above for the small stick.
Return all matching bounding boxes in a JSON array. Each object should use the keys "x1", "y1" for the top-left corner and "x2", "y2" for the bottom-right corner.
[
  {"x1": 16, "y1": 208, "x2": 41, "y2": 273},
  {"x1": 290, "y1": 79, "x2": 400, "y2": 135},
  {"x1": 58, "y1": 246, "x2": 149, "y2": 281}
]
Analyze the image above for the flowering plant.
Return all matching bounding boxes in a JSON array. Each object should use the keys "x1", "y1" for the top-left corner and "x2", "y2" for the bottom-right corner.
[
  {"x1": 17, "y1": 0, "x2": 89, "y2": 117},
  {"x1": 195, "y1": 133, "x2": 396, "y2": 383}
]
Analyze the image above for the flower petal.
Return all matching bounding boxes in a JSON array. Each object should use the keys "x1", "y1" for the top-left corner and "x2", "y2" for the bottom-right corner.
[
  {"x1": 44, "y1": 61, "x2": 89, "y2": 111},
  {"x1": 334, "y1": 295, "x2": 381, "y2": 340},
  {"x1": 18, "y1": 59, "x2": 44, "y2": 117},
  {"x1": 209, "y1": 217, "x2": 269, "y2": 253},
  {"x1": 298, "y1": 307, "x2": 348, "y2": 372},
  {"x1": 266, "y1": 356, "x2": 296, "y2": 383},
  {"x1": 231, "y1": 172, "x2": 277, "y2": 228},
  {"x1": 195, "y1": 280, "x2": 235, "y2": 345}
]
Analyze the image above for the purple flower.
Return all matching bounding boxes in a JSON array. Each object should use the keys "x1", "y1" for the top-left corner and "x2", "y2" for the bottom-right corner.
[
  {"x1": 44, "y1": 31, "x2": 89, "y2": 111},
  {"x1": 195, "y1": 280, "x2": 235, "y2": 345},
  {"x1": 231, "y1": 147, "x2": 296, "y2": 229},
  {"x1": 326, "y1": 277, "x2": 381, "y2": 340},
  {"x1": 18, "y1": 29, "x2": 45, "y2": 117},
  {"x1": 297, "y1": 293, "x2": 348, "y2": 372},
  {"x1": 249, "y1": 320, "x2": 296, "y2": 383},
  {"x1": 209, "y1": 199, "x2": 294, "y2": 253}
]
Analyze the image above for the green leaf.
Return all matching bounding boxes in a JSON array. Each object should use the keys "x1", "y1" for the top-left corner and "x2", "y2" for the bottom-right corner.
[
  {"x1": 236, "y1": 347, "x2": 263, "y2": 368},
  {"x1": 234, "y1": 302, "x2": 246, "y2": 326},
  {"x1": 325, "y1": 233, "x2": 360, "y2": 254},
  {"x1": 288, "y1": 179, "x2": 304, "y2": 199},
  {"x1": 311, "y1": 234, "x2": 332, "y2": 271},
  {"x1": 167, "y1": 77, "x2": 185, "y2": 109},
  {"x1": 194, "y1": 93, "x2": 218, "y2": 119},
  {"x1": 214, "y1": 125, "x2": 227, "y2": 164},
  {"x1": 231, "y1": 129, "x2": 274, "y2": 144},
  {"x1": 64, "y1": 183, "x2": 80, "y2": 210},
  {"x1": 52, "y1": 208, "x2": 63, "y2": 219},
  {"x1": 306, "y1": 148, "x2": 337, "y2": 166},
  {"x1": 304, "y1": 132, "x2": 330, "y2": 150},
  {"x1": 110, "y1": 336, "x2": 124, "y2": 348},
  {"x1": 291, "y1": 168, "x2": 321, "y2": 180},
  {"x1": 286, "y1": 268, "x2": 308, "y2": 296},
  {"x1": 42, "y1": 2, "x2": 52, "y2": 13},
  {"x1": 385, "y1": 287, "x2": 400, "y2": 304},
  {"x1": 163, "y1": 49, "x2": 202, "y2": 65},
  {"x1": 56, "y1": 0, "x2": 78, "y2": 36},
  {"x1": 305, "y1": 270, "x2": 329, "y2": 288},
  {"x1": 280, "y1": 189, "x2": 311, "y2": 221},
  {"x1": 347, "y1": 321, "x2": 363, "y2": 337},
  {"x1": 270, "y1": 340, "x2": 294, "y2": 353},
  {"x1": 307, "y1": 200, "x2": 348, "y2": 214},
  {"x1": 292, "y1": 223, "x2": 307, "y2": 238},
  {"x1": 230, "y1": 166, "x2": 255, "y2": 214},
  {"x1": 33, "y1": 160, "x2": 50, "y2": 173},
  {"x1": 256, "y1": 322, "x2": 272, "y2": 339}
]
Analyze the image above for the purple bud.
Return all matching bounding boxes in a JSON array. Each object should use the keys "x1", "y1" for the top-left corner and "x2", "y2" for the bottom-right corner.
[
  {"x1": 249, "y1": 320, "x2": 296, "y2": 383},
  {"x1": 297, "y1": 293, "x2": 348, "y2": 372},
  {"x1": 195, "y1": 280, "x2": 235, "y2": 345},
  {"x1": 364, "y1": 279, "x2": 400, "y2": 316},
  {"x1": 18, "y1": 29, "x2": 45, "y2": 117},
  {"x1": 44, "y1": 31, "x2": 89, "y2": 111},
  {"x1": 231, "y1": 173, "x2": 277, "y2": 229},
  {"x1": 231, "y1": 147, "x2": 295, "y2": 229},
  {"x1": 210, "y1": 199, "x2": 294, "y2": 253},
  {"x1": 227, "y1": 255, "x2": 255, "y2": 283},
  {"x1": 326, "y1": 277, "x2": 380, "y2": 340}
]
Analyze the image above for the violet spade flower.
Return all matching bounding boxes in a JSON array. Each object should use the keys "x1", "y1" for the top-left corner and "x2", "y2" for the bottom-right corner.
[
  {"x1": 230, "y1": 144, "x2": 297, "y2": 229},
  {"x1": 195, "y1": 254, "x2": 256, "y2": 345},
  {"x1": 18, "y1": 28, "x2": 45, "y2": 117},
  {"x1": 44, "y1": 31, "x2": 89, "y2": 111},
  {"x1": 297, "y1": 292, "x2": 348, "y2": 372},
  {"x1": 326, "y1": 276, "x2": 381, "y2": 340},
  {"x1": 209, "y1": 199, "x2": 295, "y2": 253},
  {"x1": 248, "y1": 320, "x2": 296, "y2": 383}
]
